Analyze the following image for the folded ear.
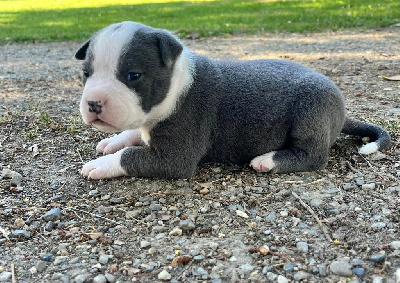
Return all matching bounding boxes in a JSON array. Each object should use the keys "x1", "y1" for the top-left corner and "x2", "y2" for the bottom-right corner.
[
  {"x1": 156, "y1": 32, "x2": 183, "y2": 68},
  {"x1": 75, "y1": 40, "x2": 91, "y2": 60}
]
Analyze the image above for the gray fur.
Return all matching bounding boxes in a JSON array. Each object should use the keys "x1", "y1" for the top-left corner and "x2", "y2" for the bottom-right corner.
[{"x1": 76, "y1": 22, "x2": 391, "y2": 179}]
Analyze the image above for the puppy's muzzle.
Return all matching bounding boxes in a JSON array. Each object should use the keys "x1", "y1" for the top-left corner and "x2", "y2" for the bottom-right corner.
[{"x1": 88, "y1": 100, "x2": 103, "y2": 114}]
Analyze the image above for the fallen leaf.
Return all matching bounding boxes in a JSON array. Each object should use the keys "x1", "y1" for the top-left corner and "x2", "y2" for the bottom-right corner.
[
  {"x1": 235, "y1": 210, "x2": 249, "y2": 218},
  {"x1": 381, "y1": 74, "x2": 400, "y2": 81},
  {"x1": 171, "y1": 255, "x2": 192, "y2": 267}
]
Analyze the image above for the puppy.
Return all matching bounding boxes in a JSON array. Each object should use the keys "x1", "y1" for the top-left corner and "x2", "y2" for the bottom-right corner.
[{"x1": 75, "y1": 21, "x2": 390, "y2": 179}]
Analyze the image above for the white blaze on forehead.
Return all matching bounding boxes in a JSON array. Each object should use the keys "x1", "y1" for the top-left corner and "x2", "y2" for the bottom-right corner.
[{"x1": 92, "y1": 21, "x2": 143, "y2": 73}]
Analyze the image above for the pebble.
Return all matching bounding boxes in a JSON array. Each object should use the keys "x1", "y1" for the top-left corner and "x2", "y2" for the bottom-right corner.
[
  {"x1": 14, "y1": 218, "x2": 25, "y2": 227},
  {"x1": 390, "y1": 241, "x2": 400, "y2": 249},
  {"x1": 93, "y1": 274, "x2": 107, "y2": 283},
  {"x1": 36, "y1": 261, "x2": 47, "y2": 272},
  {"x1": 0, "y1": 272, "x2": 12, "y2": 281},
  {"x1": 104, "y1": 273, "x2": 116, "y2": 283},
  {"x1": 209, "y1": 242, "x2": 219, "y2": 250},
  {"x1": 293, "y1": 271, "x2": 309, "y2": 281},
  {"x1": 169, "y1": 227, "x2": 183, "y2": 236},
  {"x1": 369, "y1": 252, "x2": 386, "y2": 263},
  {"x1": 318, "y1": 265, "x2": 327, "y2": 277},
  {"x1": 74, "y1": 274, "x2": 86, "y2": 283},
  {"x1": 140, "y1": 240, "x2": 151, "y2": 248},
  {"x1": 296, "y1": 241, "x2": 309, "y2": 253},
  {"x1": 330, "y1": 261, "x2": 352, "y2": 277},
  {"x1": 11, "y1": 229, "x2": 31, "y2": 238},
  {"x1": 353, "y1": 267, "x2": 365, "y2": 277},
  {"x1": 179, "y1": 219, "x2": 196, "y2": 231},
  {"x1": 158, "y1": 270, "x2": 172, "y2": 281},
  {"x1": 277, "y1": 275, "x2": 289, "y2": 283},
  {"x1": 42, "y1": 254, "x2": 53, "y2": 262},
  {"x1": 54, "y1": 256, "x2": 68, "y2": 266},
  {"x1": 193, "y1": 255, "x2": 205, "y2": 262},
  {"x1": 362, "y1": 183, "x2": 375, "y2": 190},
  {"x1": 43, "y1": 207, "x2": 61, "y2": 221},
  {"x1": 283, "y1": 262, "x2": 295, "y2": 272},
  {"x1": 125, "y1": 210, "x2": 141, "y2": 219},
  {"x1": 267, "y1": 272, "x2": 278, "y2": 281},
  {"x1": 262, "y1": 266, "x2": 270, "y2": 274},
  {"x1": 98, "y1": 254, "x2": 109, "y2": 264},
  {"x1": 352, "y1": 259, "x2": 363, "y2": 266},
  {"x1": 240, "y1": 263, "x2": 254, "y2": 273},
  {"x1": 310, "y1": 198, "x2": 323, "y2": 208},
  {"x1": 150, "y1": 204, "x2": 163, "y2": 211}
]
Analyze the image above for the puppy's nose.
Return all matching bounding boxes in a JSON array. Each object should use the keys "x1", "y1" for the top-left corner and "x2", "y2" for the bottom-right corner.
[{"x1": 88, "y1": 100, "x2": 103, "y2": 114}]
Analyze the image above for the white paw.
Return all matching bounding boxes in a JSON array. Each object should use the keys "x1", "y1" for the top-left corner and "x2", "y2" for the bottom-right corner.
[
  {"x1": 250, "y1": 151, "x2": 277, "y2": 172},
  {"x1": 81, "y1": 149, "x2": 127, "y2": 179},
  {"x1": 96, "y1": 129, "x2": 143, "y2": 155}
]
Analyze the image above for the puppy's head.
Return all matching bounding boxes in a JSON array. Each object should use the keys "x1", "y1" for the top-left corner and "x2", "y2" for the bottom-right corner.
[{"x1": 76, "y1": 21, "x2": 188, "y2": 132}]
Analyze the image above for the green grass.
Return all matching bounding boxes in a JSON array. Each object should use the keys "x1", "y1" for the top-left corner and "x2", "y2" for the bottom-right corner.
[{"x1": 0, "y1": 0, "x2": 399, "y2": 43}]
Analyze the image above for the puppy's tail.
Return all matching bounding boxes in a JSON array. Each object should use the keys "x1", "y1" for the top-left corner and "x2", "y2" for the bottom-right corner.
[{"x1": 341, "y1": 117, "x2": 391, "y2": 155}]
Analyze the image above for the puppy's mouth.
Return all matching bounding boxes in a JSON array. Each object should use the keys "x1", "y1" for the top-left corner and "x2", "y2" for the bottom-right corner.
[{"x1": 90, "y1": 118, "x2": 113, "y2": 128}]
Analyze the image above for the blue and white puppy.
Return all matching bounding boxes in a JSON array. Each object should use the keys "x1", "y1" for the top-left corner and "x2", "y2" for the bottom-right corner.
[{"x1": 76, "y1": 21, "x2": 390, "y2": 179}]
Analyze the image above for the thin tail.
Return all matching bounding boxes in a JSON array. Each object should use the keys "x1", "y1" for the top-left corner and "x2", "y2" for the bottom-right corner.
[{"x1": 341, "y1": 117, "x2": 391, "y2": 155}]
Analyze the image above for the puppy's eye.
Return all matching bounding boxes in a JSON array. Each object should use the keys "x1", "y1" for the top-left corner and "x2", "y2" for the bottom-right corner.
[
  {"x1": 83, "y1": 70, "x2": 90, "y2": 78},
  {"x1": 127, "y1": 72, "x2": 141, "y2": 81}
]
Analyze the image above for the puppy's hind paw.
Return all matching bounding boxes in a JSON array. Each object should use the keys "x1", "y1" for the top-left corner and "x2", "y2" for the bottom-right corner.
[{"x1": 250, "y1": 151, "x2": 277, "y2": 172}]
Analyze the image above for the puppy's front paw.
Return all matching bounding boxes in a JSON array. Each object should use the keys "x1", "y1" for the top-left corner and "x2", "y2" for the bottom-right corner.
[
  {"x1": 250, "y1": 151, "x2": 276, "y2": 172},
  {"x1": 96, "y1": 129, "x2": 143, "y2": 155},
  {"x1": 81, "y1": 149, "x2": 127, "y2": 179}
]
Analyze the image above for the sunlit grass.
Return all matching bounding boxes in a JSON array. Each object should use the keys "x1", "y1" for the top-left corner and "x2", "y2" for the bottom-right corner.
[{"x1": 0, "y1": 0, "x2": 399, "y2": 43}]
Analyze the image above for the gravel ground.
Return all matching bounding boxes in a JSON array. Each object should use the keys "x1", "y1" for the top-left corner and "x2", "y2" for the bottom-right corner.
[{"x1": 0, "y1": 27, "x2": 400, "y2": 282}]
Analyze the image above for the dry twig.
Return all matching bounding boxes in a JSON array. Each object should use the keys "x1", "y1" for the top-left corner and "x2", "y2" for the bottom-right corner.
[{"x1": 292, "y1": 191, "x2": 332, "y2": 242}]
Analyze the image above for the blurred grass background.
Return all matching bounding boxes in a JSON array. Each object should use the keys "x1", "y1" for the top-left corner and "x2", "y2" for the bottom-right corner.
[{"x1": 0, "y1": 0, "x2": 399, "y2": 43}]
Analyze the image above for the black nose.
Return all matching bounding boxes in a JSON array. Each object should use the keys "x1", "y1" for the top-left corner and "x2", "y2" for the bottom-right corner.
[{"x1": 88, "y1": 100, "x2": 102, "y2": 114}]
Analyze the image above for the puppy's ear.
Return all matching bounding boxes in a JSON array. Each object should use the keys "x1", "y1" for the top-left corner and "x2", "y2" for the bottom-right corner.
[
  {"x1": 156, "y1": 32, "x2": 183, "y2": 68},
  {"x1": 75, "y1": 40, "x2": 91, "y2": 60}
]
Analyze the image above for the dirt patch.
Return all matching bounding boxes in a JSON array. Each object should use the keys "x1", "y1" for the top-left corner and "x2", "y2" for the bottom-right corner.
[{"x1": 0, "y1": 27, "x2": 399, "y2": 282}]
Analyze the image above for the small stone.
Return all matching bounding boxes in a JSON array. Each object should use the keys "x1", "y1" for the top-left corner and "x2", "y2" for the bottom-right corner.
[
  {"x1": 330, "y1": 261, "x2": 352, "y2": 277},
  {"x1": 310, "y1": 198, "x2": 323, "y2": 208},
  {"x1": 36, "y1": 261, "x2": 47, "y2": 272},
  {"x1": 209, "y1": 242, "x2": 219, "y2": 250},
  {"x1": 293, "y1": 271, "x2": 310, "y2": 281},
  {"x1": 169, "y1": 227, "x2": 183, "y2": 236},
  {"x1": 199, "y1": 188, "x2": 209, "y2": 194},
  {"x1": 148, "y1": 247, "x2": 157, "y2": 255},
  {"x1": 236, "y1": 210, "x2": 249, "y2": 218},
  {"x1": 371, "y1": 222, "x2": 386, "y2": 229},
  {"x1": 11, "y1": 229, "x2": 30, "y2": 238},
  {"x1": 42, "y1": 253, "x2": 53, "y2": 262},
  {"x1": 29, "y1": 266, "x2": 37, "y2": 274},
  {"x1": 44, "y1": 221, "x2": 55, "y2": 232},
  {"x1": 0, "y1": 272, "x2": 12, "y2": 281},
  {"x1": 193, "y1": 255, "x2": 205, "y2": 262},
  {"x1": 53, "y1": 256, "x2": 68, "y2": 266},
  {"x1": 283, "y1": 262, "x2": 295, "y2": 272},
  {"x1": 125, "y1": 210, "x2": 141, "y2": 219},
  {"x1": 74, "y1": 274, "x2": 86, "y2": 283},
  {"x1": 266, "y1": 272, "x2": 278, "y2": 281},
  {"x1": 93, "y1": 274, "x2": 107, "y2": 283},
  {"x1": 158, "y1": 270, "x2": 172, "y2": 281},
  {"x1": 229, "y1": 256, "x2": 237, "y2": 262},
  {"x1": 150, "y1": 204, "x2": 162, "y2": 211},
  {"x1": 262, "y1": 266, "x2": 270, "y2": 274},
  {"x1": 140, "y1": 240, "x2": 151, "y2": 248},
  {"x1": 43, "y1": 207, "x2": 61, "y2": 221},
  {"x1": 104, "y1": 273, "x2": 116, "y2": 283},
  {"x1": 353, "y1": 267, "x2": 365, "y2": 277},
  {"x1": 390, "y1": 241, "x2": 400, "y2": 250},
  {"x1": 98, "y1": 254, "x2": 109, "y2": 264},
  {"x1": 355, "y1": 179, "x2": 364, "y2": 186},
  {"x1": 296, "y1": 241, "x2": 309, "y2": 253},
  {"x1": 277, "y1": 275, "x2": 289, "y2": 283},
  {"x1": 179, "y1": 219, "x2": 196, "y2": 231},
  {"x1": 362, "y1": 183, "x2": 375, "y2": 190},
  {"x1": 280, "y1": 210, "x2": 289, "y2": 217},
  {"x1": 369, "y1": 252, "x2": 386, "y2": 263},
  {"x1": 240, "y1": 263, "x2": 254, "y2": 273},
  {"x1": 318, "y1": 265, "x2": 327, "y2": 277},
  {"x1": 352, "y1": 259, "x2": 363, "y2": 266},
  {"x1": 14, "y1": 218, "x2": 25, "y2": 228}
]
